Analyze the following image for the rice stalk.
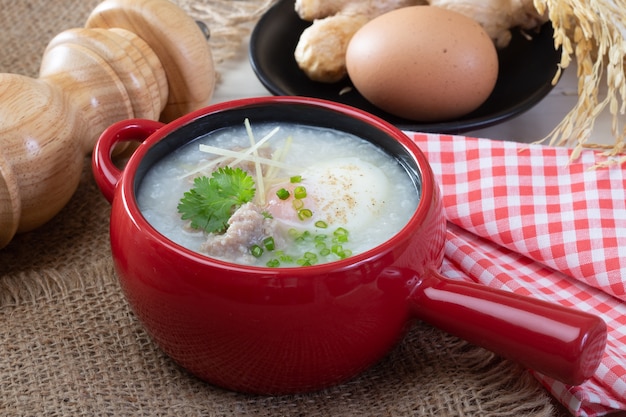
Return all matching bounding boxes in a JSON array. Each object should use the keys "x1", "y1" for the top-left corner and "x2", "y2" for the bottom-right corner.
[{"x1": 534, "y1": 0, "x2": 626, "y2": 163}]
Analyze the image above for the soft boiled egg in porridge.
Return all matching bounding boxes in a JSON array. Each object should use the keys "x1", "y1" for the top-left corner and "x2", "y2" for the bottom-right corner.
[
  {"x1": 265, "y1": 157, "x2": 389, "y2": 230},
  {"x1": 137, "y1": 120, "x2": 420, "y2": 267}
]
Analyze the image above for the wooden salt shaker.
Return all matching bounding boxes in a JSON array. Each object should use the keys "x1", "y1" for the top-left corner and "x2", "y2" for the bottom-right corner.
[{"x1": 0, "y1": 0, "x2": 215, "y2": 248}]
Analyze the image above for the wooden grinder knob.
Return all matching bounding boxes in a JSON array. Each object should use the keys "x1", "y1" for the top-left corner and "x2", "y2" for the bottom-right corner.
[{"x1": 0, "y1": 0, "x2": 215, "y2": 248}]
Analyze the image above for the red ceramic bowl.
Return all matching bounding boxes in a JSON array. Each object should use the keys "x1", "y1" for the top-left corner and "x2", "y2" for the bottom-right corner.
[{"x1": 92, "y1": 96, "x2": 606, "y2": 394}]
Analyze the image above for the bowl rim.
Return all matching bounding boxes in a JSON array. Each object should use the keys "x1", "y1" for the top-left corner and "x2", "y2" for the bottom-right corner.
[{"x1": 119, "y1": 96, "x2": 439, "y2": 275}]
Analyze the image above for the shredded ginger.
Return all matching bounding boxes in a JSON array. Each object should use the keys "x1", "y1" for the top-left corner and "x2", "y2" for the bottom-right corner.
[{"x1": 534, "y1": 0, "x2": 626, "y2": 164}]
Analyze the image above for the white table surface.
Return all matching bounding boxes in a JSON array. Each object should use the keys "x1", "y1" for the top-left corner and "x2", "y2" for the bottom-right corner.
[{"x1": 211, "y1": 35, "x2": 615, "y2": 147}]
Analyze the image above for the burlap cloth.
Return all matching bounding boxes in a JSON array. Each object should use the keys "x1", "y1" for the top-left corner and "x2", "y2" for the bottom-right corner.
[{"x1": 0, "y1": 1, "x2": 571, "y2": 415}]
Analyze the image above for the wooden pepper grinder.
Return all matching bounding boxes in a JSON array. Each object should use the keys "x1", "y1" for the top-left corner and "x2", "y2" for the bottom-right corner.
[{"x1": 0, "y1": 0, "x2": 215, "y2": 248}]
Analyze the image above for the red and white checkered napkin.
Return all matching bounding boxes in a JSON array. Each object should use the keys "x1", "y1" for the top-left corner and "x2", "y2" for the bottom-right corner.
[{"x1": 407, "y1": 132, "x2": 626, "y2": 417}]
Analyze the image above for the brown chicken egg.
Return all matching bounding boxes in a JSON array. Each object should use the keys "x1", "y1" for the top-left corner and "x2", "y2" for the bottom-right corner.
[{"x1": 345, "y1": 6, "x2": 499, "y2": 122}]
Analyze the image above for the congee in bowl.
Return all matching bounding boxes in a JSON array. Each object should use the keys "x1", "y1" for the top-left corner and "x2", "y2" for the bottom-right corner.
[
  {"x1": 92, "y1": 96, "x2": 442, "y2": 394},
  {"x1": 93, "y1": 97, "x2": 605, "y2": 394},
  {"x1": 137, "y1": 119, "x2": 420, "y2": 267}
]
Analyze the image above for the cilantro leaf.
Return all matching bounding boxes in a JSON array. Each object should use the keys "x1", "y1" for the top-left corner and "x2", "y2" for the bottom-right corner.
[{"x1": 177, "y1": 167, "x2": 256, "y2": 233}]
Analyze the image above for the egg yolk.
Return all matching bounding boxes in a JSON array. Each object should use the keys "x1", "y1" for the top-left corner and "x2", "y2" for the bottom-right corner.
[{"x1": 265, "y1": 157, "x2": 390, "y2": 230}]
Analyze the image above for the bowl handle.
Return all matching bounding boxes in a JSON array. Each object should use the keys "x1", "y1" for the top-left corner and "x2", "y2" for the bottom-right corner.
[
  {"x1": 92, "y1": 119, "x2": 164, "y2": 203},
  {"x1": 408, "y1": 269, "x2": 607, "y2": 385}
]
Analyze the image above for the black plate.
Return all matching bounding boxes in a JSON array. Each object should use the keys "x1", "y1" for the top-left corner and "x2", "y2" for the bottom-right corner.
[{"x1": 249, "y1": 0, "x2": 561, "y2": 133}]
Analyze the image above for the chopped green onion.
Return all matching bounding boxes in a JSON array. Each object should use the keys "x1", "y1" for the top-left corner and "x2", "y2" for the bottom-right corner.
[
  {"x1": 266, "y1": 259, "x2": 280, "y2": 268},
  {"x1": 331, "y1": 244, "x2": 343, "y2": 256},
  {"x1": 294, "y1": 186, "x2": 307, "y2": 199},
  {"x1": 292, "y1": 229, "x2": 313, "y2": 244},
  {"x1": 276, "y1": 188, "x2": 290, "y2": 200},
  {"x1": 297, "y1": 258, "x2": 312, "y2": 266},
  {"x1": 292, "y1": 199, "x2": 304, "y2": 210},
  {"x1": 314, "y1": 220, "x2": 328, "y2": 229},
  {"x1": 314, "y1": 234, "x2": 327, "y2": 242},
  {"x1": 279, "y1": 253, "x2": 294, "y2": 263},
  {"x1": 269, "y1": 226, "x2": 352, "y2": 267},
  {"x1": 290, "y1": 175, "x2": 302, "y2": 183},
  {"x1": 250, "y1": 244, "x2": 263, "y2": 258},
  {"x1": 333, "y1": 227, "x2": 349, "y2": 243},
  {"x1": 263, "y1": 236, "x2": 275, "y2": 251},
  {"x1": 297, "y1": 208, "x2": 313, "y2": 220},
  {"x1": 302, "y1": 257, "x2": 317, "y2": 265}
]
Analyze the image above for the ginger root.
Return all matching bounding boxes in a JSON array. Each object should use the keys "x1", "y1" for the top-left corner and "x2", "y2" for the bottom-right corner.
[
  {"x1": 294, "y1": 14, "x2": 370, "y2": 83},
  {"x1": 294, "y1": 0, "x2": 547, "y2": 83},
  {"x1": 294, "y1": 0, "x2": 424, "y2": 82},
  {"x1": 429, "y1": 0, "x2": 548, "y2": 48}
]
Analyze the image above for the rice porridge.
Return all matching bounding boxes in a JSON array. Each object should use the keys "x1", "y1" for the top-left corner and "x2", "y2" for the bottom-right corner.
[{"x1": 137, "y1": 120, "x2": 420, "y2": 267}]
